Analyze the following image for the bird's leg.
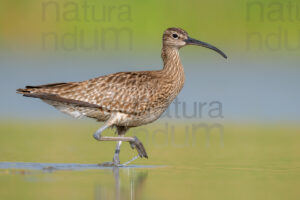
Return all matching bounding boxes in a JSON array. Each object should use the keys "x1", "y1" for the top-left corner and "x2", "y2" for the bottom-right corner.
[
  {"x1": 113, "y1": 140, "x2": 122, "y2": 165},
  {"x1": 113, "y1": 127, "x2": 126, "y2": 166},
  {"x1": 93, "y1": 123, "x2": 110, "y2": 140},
  {"x1": 95, "y1": 135, "x2": 148, "y2": 160},
  {"x1": 94, "y1": 125, "x2": 148, "y2": 166}
]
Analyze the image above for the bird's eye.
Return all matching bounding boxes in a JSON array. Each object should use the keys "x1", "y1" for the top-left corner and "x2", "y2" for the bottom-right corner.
[{"x1": 172, "y1": 34, "x2": 179, "y2": 39}]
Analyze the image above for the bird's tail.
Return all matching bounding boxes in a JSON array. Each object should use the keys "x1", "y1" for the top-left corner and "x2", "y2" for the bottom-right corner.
[
  {"x1": 16, "y1": 82, "x2": 100, "y2": 110},
  {"x1": 16, "y1": 82, "x2": 68, "y2": 95}
]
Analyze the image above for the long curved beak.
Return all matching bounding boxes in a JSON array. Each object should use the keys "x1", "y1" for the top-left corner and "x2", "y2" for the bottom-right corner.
[{"x1": 185, "y1": 37, "x2": 227, "y2": 59}]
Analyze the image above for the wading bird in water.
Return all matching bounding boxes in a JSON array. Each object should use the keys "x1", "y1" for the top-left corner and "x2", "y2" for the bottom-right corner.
[{"x1": 17, "y1": 28, "x2": 227, "y2": 166}]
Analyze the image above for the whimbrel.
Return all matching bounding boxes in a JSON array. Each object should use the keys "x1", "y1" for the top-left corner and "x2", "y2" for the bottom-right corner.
[{"x1": 17, "y1": 28, "x2": 227, "y2": 166}]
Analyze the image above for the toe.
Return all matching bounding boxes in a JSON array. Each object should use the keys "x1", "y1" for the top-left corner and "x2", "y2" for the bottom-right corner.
[{"x1": 131, "y1": 136, "x2": 148, "y2": 158}]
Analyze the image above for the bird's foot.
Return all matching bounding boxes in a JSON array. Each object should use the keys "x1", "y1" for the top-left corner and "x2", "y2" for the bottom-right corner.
[
  {"x1": 98, "y1": 156, "x2": 122, "y2": 167},
  {"x1": 98, "y1": 161, "x2": 122, "y2": 167},
  {"x1": 129, "y1": 136, "x2": 148, "y2": 159}
]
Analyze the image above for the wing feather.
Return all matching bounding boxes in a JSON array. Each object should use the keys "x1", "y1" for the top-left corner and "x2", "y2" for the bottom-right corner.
[{"x1": 17, "y1": 71, "x2": 162, "y2": 115}]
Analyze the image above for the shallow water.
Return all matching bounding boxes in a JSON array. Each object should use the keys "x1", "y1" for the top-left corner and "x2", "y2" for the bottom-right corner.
[
  {"x1": 1, "y1": 161, "x2": 299, "y2": 200},
  {"x1": 0, "y1": 162, "x2": 162, "y2": 199},
  {"x1": 0, "y1": 162, "x2": 162, "y2": 171},
  {"x1": 0, "y1": 122, "x2": 300, "y2": 200}
]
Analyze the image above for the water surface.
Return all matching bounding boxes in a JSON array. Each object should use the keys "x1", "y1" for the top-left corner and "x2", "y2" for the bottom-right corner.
[{"x1": 0, "y1": 122, "x2": 299, "y2": 200}]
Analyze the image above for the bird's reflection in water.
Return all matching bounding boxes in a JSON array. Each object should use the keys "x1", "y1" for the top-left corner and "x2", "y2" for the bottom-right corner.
[{"x1": 95, "y1": 167, "x2": 148, "y2": 200}]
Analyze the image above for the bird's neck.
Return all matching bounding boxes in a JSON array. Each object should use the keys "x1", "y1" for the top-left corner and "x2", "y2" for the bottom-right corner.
[
  {"x1": 161, "y1": 46, "x2": 184, "y2": 77},
  {"x1": 160, "y1": 46, "x2": 185, "y2": 99}
]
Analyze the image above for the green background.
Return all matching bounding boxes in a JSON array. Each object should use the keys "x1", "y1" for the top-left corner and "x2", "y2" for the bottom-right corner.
[{"x1": 0, "y1": 0, "x2": 300, "y2": 199}]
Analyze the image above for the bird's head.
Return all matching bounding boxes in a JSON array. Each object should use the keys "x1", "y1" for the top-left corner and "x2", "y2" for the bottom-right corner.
[{"x1": 163, "y1": 27, "x2": 227, "y2": 59}]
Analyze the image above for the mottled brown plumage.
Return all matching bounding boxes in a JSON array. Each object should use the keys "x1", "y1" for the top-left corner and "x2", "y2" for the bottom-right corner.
[{"x1": 17, "y1": 28, "x2": 227, "y2": 166}]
